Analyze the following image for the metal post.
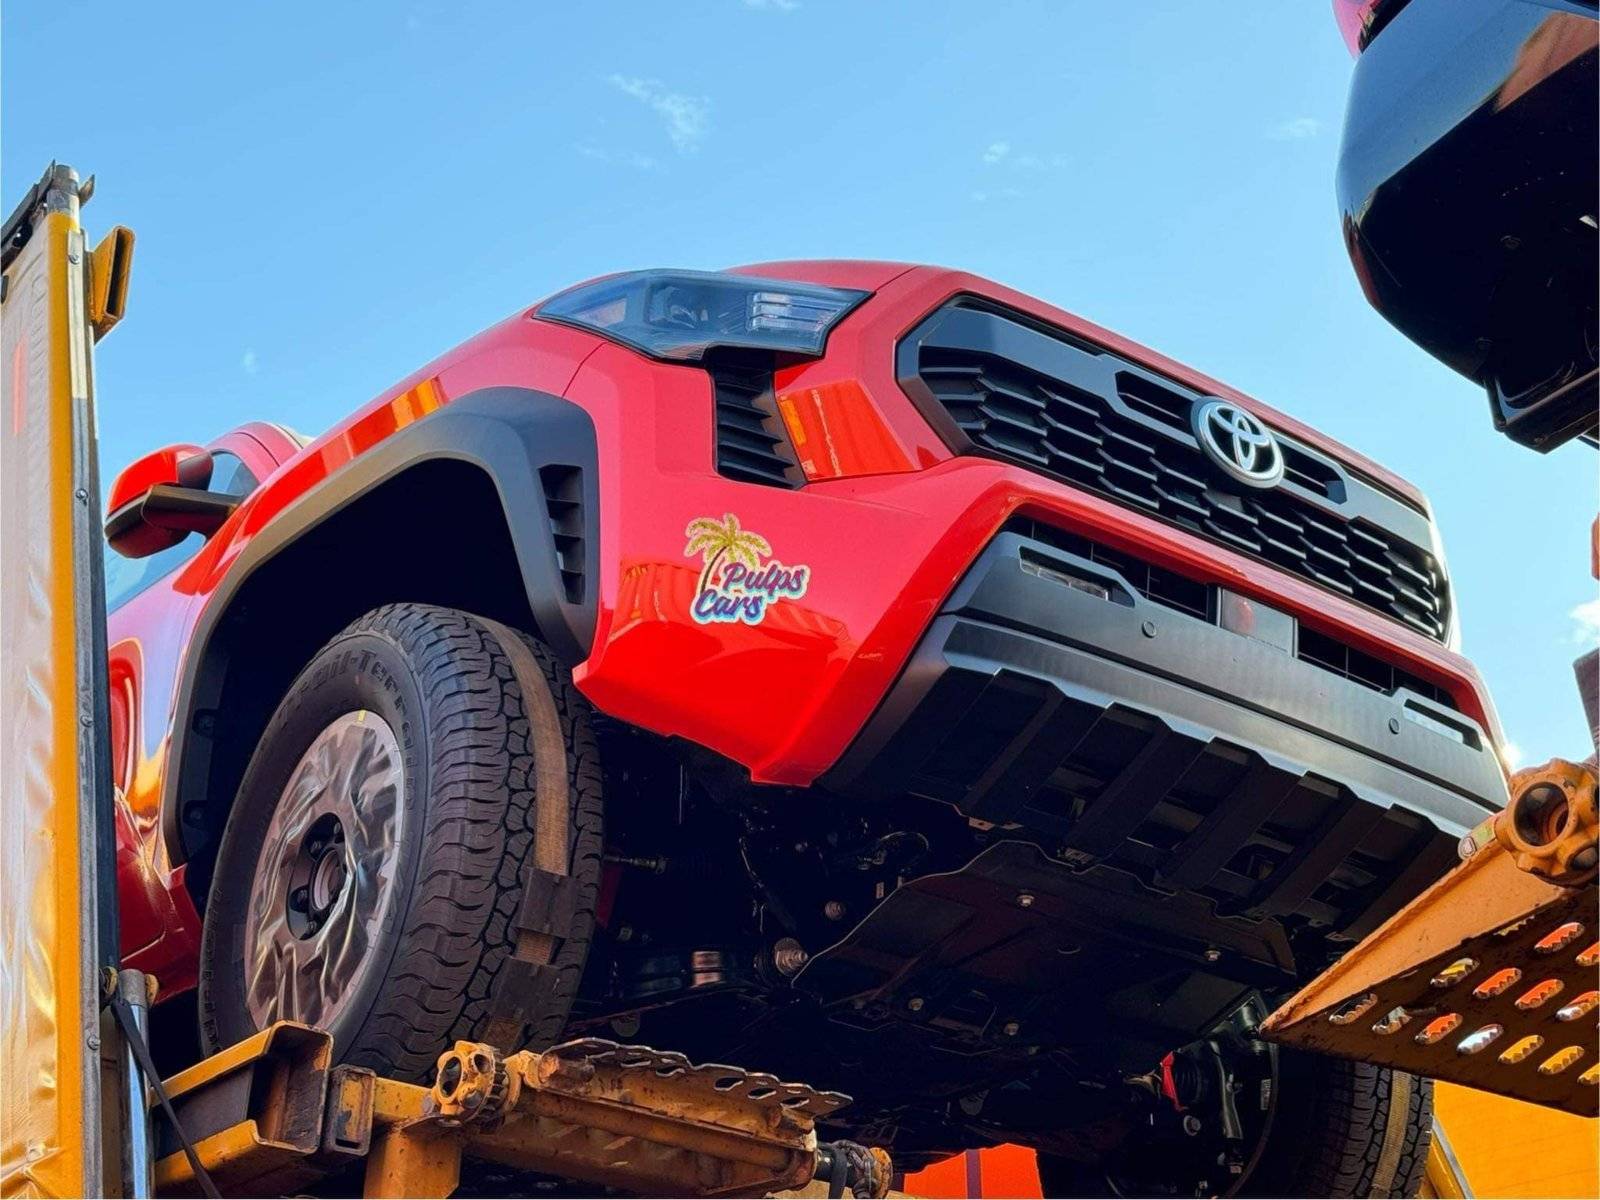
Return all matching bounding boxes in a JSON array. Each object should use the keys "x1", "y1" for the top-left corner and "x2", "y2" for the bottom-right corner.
[{"x1": 118, "y1": 970, "x2": 155, "y2": 1200}]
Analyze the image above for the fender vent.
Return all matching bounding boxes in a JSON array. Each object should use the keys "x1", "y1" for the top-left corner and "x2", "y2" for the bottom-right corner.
[
  {"x1": 539, "y1": 464, "x2": 586, "y2": 603},
  {"x1": 712, "y1": 367, "x2": 803, "y2": 488}
]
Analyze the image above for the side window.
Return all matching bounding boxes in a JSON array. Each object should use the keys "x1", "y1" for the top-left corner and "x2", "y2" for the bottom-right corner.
[{"x1": 103, "y1": 450, "x2": 259, "y2": 611}]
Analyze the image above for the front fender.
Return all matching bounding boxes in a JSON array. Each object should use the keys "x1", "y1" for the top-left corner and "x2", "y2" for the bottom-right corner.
[{"x1": 162, "y1": 386, "x2": 599, "y2": 863}]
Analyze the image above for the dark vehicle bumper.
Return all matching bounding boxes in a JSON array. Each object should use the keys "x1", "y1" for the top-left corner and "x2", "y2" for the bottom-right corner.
[
  {"x1": 1338, "y1": 0, "x2": 1598, "y2": 449},
  {"x1": 830, "y1": 527, "x2": 1508, "y2": 946}
]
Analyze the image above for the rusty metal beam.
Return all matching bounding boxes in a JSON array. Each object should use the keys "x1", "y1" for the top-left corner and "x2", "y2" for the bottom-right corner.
[{"x1": 152, "y1": 1028, "x2": 891, "y2": 1199}]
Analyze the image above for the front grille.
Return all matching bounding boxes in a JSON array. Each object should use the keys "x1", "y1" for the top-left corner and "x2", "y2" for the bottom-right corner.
[
  {"x1": 901, "y1": 300, "x2": 1450, "y2": 640},
  {"x1": 1007, "y1": 516, "x2": 1458, "y2": 710}
]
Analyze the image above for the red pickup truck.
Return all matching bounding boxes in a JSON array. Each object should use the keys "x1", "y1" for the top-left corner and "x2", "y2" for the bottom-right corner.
[{"x1": 104, "y1": 262, "x2": 1506, "y2": 1196}]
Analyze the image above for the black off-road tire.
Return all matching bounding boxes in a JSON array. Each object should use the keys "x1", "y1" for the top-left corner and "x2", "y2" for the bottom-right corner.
[
  {"x1": 1243, "y1": 1055, "x2": 1433, "y2": 1199},
  {"x1": 1037, "y1": 1054, "x2": 1433, "y2": 1198},
  {"x1": 197, "y1": 603, "x2": 603, "y2": 1081}
]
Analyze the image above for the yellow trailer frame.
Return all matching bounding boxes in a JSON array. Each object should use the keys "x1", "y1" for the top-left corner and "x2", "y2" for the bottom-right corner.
[
  {"x1": 148, "y1": 1023, "x2": 891, "y2": 1199},
  {"x1": 1, "y1": 162, "x2": 131, "y2": 1200}
]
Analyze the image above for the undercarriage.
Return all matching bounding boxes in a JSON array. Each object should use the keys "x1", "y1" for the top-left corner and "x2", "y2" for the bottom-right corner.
[{"x1": 570, "y1": 727, "x2": 1329, "y2": 1171}]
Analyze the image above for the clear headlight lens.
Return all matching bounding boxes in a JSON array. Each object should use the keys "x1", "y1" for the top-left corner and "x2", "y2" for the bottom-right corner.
[{"x1": 537, "y1": 270, "x2": 868, "y2": 361}]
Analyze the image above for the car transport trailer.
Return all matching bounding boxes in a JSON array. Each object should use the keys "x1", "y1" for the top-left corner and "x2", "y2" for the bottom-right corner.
[{"x1": 0, "y1": 162, "x2": 1591, "y2": 1200}]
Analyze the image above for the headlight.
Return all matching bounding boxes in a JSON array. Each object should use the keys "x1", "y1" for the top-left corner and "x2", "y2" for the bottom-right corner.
[{"x1": 536, "y1": 270, "x2": 868, "y2": 362}]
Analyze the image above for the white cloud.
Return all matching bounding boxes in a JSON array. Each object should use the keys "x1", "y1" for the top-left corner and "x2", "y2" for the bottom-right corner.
[
  {"x1": 241, "y1": 349, "x2": 259, "y2": 375},
  {"x1": 577, "y1": 142, "x2": 659, "y2": 171},
  {"x1": 1269, "y1": 116, "x2": 1321, "y2": 141},
  {"x1": 983, "y1": 142, "x2": 1067, "y2": 171},
  {"x1": 1570, "y1": 596, "x2": 1600, "y2": 646},
  {"x1": 742, "y1": 0, "x2": 799, "y2": 9},
  {"x1": 608, "y1": 75, "x2": 711, "y2": 153},
  {"x1": 972, "y1": 186, "x2": 1024, "y2": 203}
]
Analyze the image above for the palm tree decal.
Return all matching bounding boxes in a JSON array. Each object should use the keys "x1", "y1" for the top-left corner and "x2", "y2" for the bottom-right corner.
[{"x1": 684, "y1": 513, "x2": 772, "y2": 595}]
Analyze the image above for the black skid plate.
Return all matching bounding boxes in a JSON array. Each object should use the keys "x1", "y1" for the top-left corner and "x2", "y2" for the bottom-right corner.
[{"x1": 794, "y1": 840, "x2": 1292, "y2": 1072}]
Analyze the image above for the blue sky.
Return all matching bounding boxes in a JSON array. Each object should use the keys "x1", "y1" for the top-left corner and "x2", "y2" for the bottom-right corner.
[{"x1": 6, "y1": 1, "x2": 1595, "y2": 764}]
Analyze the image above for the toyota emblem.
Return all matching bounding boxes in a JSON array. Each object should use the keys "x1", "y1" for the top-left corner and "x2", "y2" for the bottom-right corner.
[{"x1": 1192, "y1": 399, "x2": 1284, "y2": 488}]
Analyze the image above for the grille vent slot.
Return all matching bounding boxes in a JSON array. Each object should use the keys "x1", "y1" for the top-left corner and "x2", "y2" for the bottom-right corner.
[
  {"x1": 712, "y1": 367, "x2": 803, "y2": 488},
  {"x1": 539, "y1": 464, "x2": 586, "y2": 603}
]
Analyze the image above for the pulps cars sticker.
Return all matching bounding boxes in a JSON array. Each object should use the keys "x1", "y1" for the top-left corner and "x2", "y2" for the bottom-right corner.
[{"x1": 685, "y1": 513, "x2": 809, "y2": 625}]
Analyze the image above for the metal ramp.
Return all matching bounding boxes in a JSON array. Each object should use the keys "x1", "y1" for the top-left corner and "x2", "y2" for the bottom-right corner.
[{"x1": 1262, "y1": 758, "x2": 1598, "y2": 1117}]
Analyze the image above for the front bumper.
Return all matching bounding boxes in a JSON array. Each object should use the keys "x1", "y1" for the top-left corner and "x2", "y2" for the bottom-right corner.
[
  {"x1": 828, "y1": 527, "x2": 1508, "y2": 941},
  {"x1": 1339, "y1": 0, "x2": 1598, "y2": 447}
]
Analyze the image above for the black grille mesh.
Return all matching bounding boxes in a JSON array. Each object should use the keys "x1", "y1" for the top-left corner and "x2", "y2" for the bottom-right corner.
[{"x1": 909, "y1": 312, "x2": 1449, "y2": 640}]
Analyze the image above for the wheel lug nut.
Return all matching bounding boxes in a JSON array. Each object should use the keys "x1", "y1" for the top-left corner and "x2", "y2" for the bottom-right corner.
[{"x1": 290, "y1": 887, "x2": 310, "y2": 912}]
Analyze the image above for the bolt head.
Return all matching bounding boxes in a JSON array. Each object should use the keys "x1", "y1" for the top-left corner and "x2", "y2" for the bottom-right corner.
[
  {"x1": 1140, "y1": 619, "x2": 1158, "y2": 638},
  {"x1": 908, "y1": 997, "x2": 925, "y2": 1012},
  {"x1": 1203, "y1": 948, "x2": 1221, "y2": 963},
  {"x1": 1002, "y1": 1020, "x2": 1021, "y2": 1037},
  {"x1": 1016, "y1": 892, "x2": 1035, "y2": 909}
]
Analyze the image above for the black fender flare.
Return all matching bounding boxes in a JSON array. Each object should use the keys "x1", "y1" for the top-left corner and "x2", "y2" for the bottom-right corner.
[{"x1": 162, "y1": 386, "x2": 600, "y2": 864}]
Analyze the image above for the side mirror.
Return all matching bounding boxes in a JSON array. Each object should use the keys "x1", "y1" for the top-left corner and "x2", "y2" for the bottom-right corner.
[{"x1": 104, "y1": 444, "x2": 241, "y2": 559}]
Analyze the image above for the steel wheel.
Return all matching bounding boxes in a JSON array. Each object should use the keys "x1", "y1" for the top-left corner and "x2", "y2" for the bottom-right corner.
[{"x1": 241, "y1": 709, "x2": 406, "y2": 1030}]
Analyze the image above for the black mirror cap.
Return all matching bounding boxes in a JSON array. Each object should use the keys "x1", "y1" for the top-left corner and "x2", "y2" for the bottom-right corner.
[{"x1": 104, "y1": 484, "x2": 241, "y2": 559}]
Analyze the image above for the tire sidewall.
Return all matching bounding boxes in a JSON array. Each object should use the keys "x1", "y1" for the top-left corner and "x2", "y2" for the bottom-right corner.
[{"x1": 198, "y1": 628, "x2": 430, "y2": 1058}]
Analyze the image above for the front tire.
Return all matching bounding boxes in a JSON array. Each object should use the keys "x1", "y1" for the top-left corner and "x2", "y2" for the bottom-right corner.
[
  {"x1": 198, "y1": 603, "x2": 602, "y2": 1080},
  {"x1": 1037, "y1": 1054, "x2": 1433, "y2": 1198}
]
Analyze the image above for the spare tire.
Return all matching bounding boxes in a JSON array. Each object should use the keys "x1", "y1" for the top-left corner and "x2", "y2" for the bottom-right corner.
[{"x1": 197, "y1": 603, "x2": 603, "y2": 1080}]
